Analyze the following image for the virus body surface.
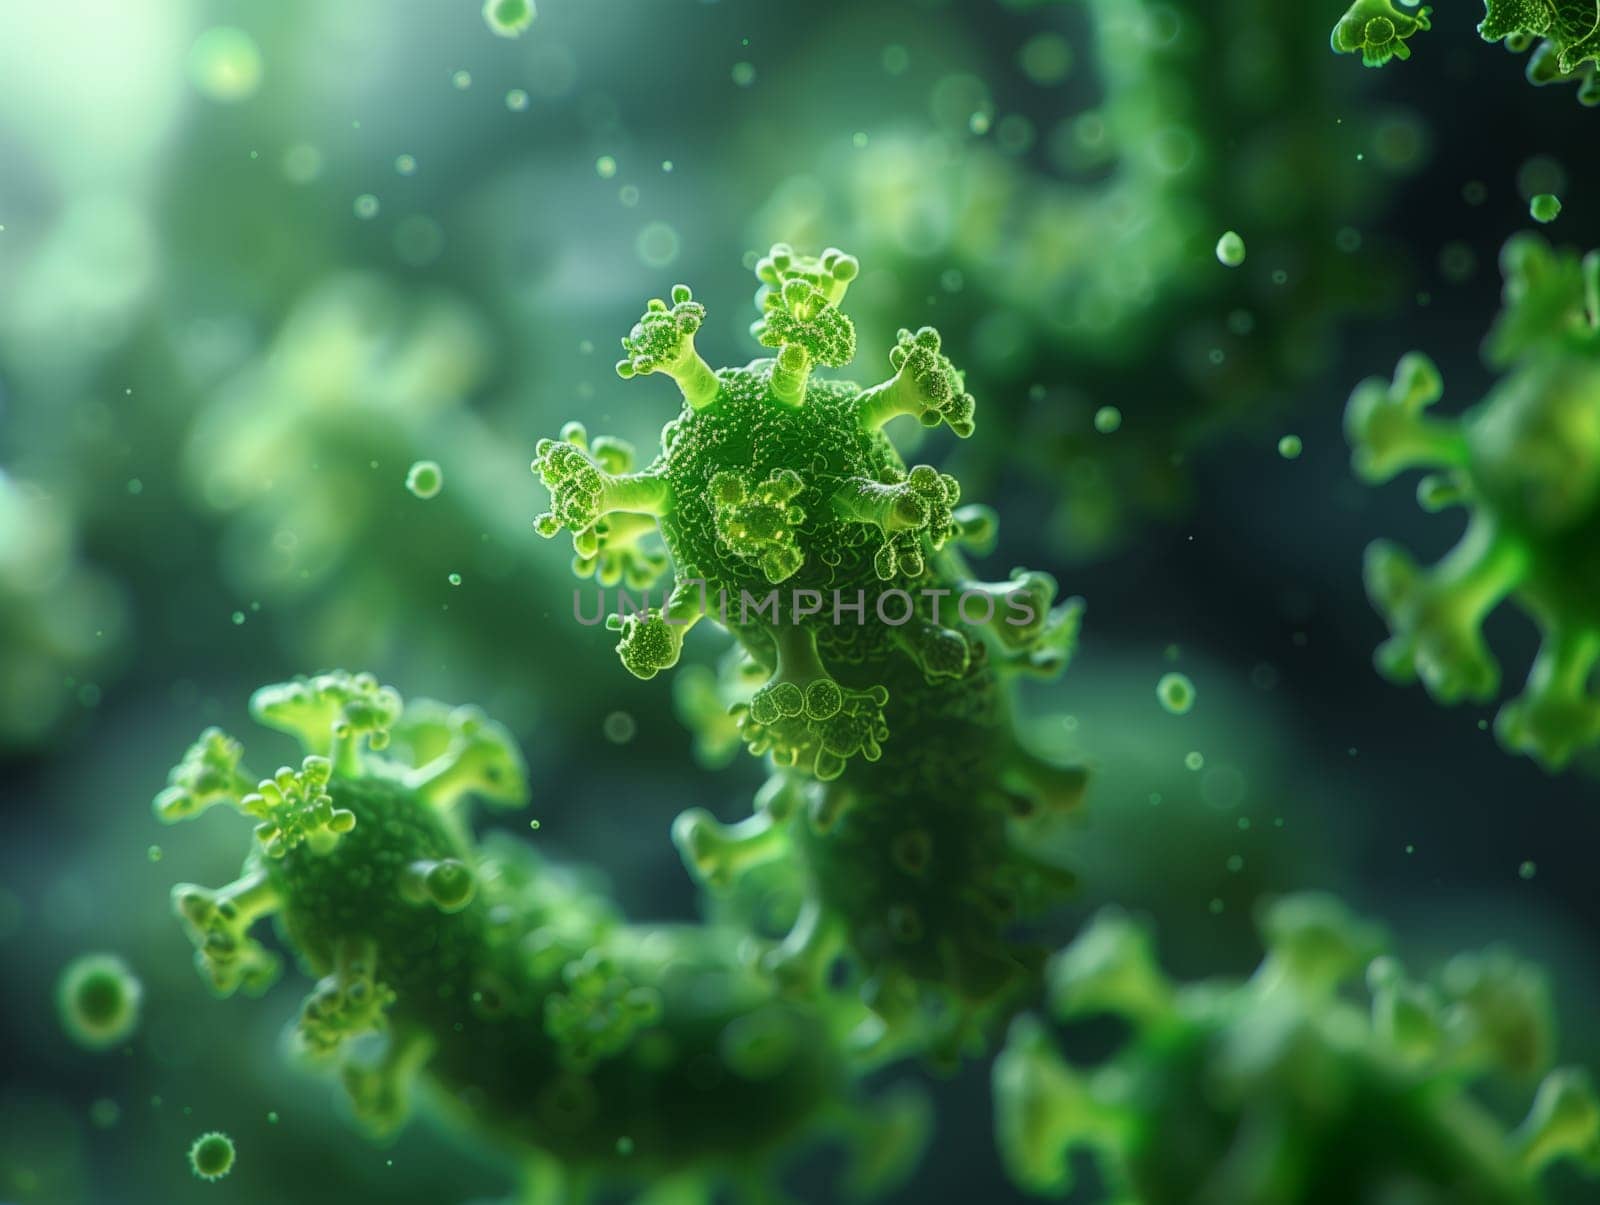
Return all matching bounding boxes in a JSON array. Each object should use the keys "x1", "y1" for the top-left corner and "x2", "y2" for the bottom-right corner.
[
  {"x1": 1346, "y1": 235, "x2": 1600, "y2": 770},
  {"x1": 1480, "y1": 0, "x2": 1600, "y2": 104},
  {"x1": 994, "y1": 894, "x2": 1600, "y2": 1202},
  {"x1": 158, "y1": 671, "x2": 925, "y2": 1203},
  {"x1": 533, "y1": 246, "x2": 1086, "y2": 1058}
]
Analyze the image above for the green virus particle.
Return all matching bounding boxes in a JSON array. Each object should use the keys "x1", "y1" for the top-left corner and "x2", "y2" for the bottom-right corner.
[
  {"x1": 1155, "y1": 672, "x2": 1195, "y2": 715},
  {"x1": 1481, "y1": 0, "x2": 1600, "y2": 105},
  {"x1": 56, "y1": 954, "x2": 142, "y2": 1051},
  {"x1": 1215, "y1": 230, "x2": 1247, "y2": 268},
  {"x1": 533, "y1": 245, "x2": 1086, "y2": 1055},
  {"x1": 158, "y1": 671, "x2": 928, "y2": 1200},
  {"x1": 187, "y1": 1132, "x2": 236, "y2": 1182},
  {"x1": 1531, "y1": 193, "x2": 1563, "y2": 224},
  {"x1": 483, "y1": 0, "x2": 535, "y2": 38},
  {"x1": 1345, "y1": 234, "x2": 1600, "y2": 770},
  {"x1": 1331, "y1": 1, "x2": 1433, "y2": 67},
  {"x1": 1093, "y1": 406, "x2": 1122, "y2": 434},
  {"x1": 994, "y1": 894, "x2": 1600, "y2": 1201},
  {"x1": 1278, "y1": 433, "x2": 1304, "y2": 459},
  {"x1": 405, "y1": 459, "x2": 443, "y2": 499}
]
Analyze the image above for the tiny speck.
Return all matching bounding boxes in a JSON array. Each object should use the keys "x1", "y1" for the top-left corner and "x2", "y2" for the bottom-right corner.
[
  {"x1": 231, "y1": 611, "x2": 245, "y2": 626},
  {"x1": 1184, "y1": 751, "x2": 1204, "y2": 771},
  {"x1": 147, "y1": 845, "x2": 162, "y2": 863},
  {"x1": 1278, "y1": 434, "x2": 1303, "y2": 459},
  {"x1": 506, "y1": 88, "x2": 529, "y2": 111},
  {"x1": 1519, "y1": 860, "x2": 1537, "y2": 880},
  {"x1": 1157, "y1": 672, "x2": 1196, "y2": 715},
  {"x1": 1093, "y1": 405, "x2": 1122, "y2": 434},
  {"x1": 354, "y1": 194, "x2": 380, "y2": 220},
  {"x1": 447, "y1": 573, "x2": 462, "y2": 586},
  {"x1": 452, "y1": 70, "x2": 472, "y2": 90},
  {"x1": 732, "y1": 61, "x2": 756, "y2": 87}
]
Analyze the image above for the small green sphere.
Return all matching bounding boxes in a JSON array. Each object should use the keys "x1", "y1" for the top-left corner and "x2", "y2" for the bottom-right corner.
[
  {"x1": 1530, "y1": 193, "x2": 1562, "y2": 224},
  {"x1": 1093, "y1": 406, "x2": 1123, "y2": 434},
  {"x1": 189, "y1": 1132, "x2": 236, "y2": 1182},
  {"x1": 1278, "y1": 434, "x2": 1303, "y2": 460},
  {"x1": 483, "y1": 0, "x2": 535, "y2": 37},
  {"x1": 405, "y1": 459, "x2": 443, "y2": 499},
  {"x1": 1215, "y1": 231, "x2": 1246, "y2": 268},
  {"x1": 57, "y1": 954, "x2": 142, "y2": 1050},
  {"x1": 1157, "y1": 672, "x2": 1197, "y2": 715}
]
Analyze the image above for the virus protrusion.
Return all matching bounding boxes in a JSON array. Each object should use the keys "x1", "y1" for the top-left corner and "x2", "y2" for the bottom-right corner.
[
  {"x1": 615, "y1": 284, "x2": 720, "y2": 409},
  {"x1": 857, "y1": 326, "x2": 977, "y2": 438},
  {"x1": 995, "y1": 893, "x2": 1600, "y2": 1202},
  {"x1": 1331, "y1": 0, "x2": 1433, "y2": 67}
]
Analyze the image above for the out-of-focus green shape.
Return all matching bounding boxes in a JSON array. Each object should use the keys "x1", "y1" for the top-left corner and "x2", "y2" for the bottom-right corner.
[
  {"x1": 534, "y1": 245, "x2": 1087, "y2": 1059},
  {"x1": 1481, "y1": 0, "x2": 1600, "y2": 105},
  {"x1": 1332, "y1": 0, "x2": 1433, "y2": 66},
  {"x1": 157, "y1": 669, "x2": 930, "y2": 1203},
  {"x1": 994, "y1": 894, "x2": 1600, "y2": 1201},
  {"x1": 755, "y1": 0, "x2": 1424, "y2": 560},
  {"x1": 0, "y1": 470, "x2": 126, "y2": 753},
  {"x1": 1346, "y1": 234, "x2": 1600, "y2": 771}
]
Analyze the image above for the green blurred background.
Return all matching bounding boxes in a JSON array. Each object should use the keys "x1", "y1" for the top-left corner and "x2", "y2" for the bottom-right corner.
[{"x1": 2, "y1": 0, "x2": 1598, "y2": 1200}]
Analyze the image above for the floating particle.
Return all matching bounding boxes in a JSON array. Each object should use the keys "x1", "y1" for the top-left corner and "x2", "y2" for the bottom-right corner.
[
  {"x1": 1216, "y1": 231, "x2": 1246, "y2": 267},
  {"x1": 1530, "y1": 193, "x2": 1562, "y2": 223},
  {"x1": 483, "y1": 0, "x2": 535, "y2": 38},
  {"x1": 1278, "y1": 434, "x2": 1303, "y2": 459},
  {"x1": 1093, "y1": 406, "x2": 1122, "y2": 434},
  {"x1": 603, "y1": 711, "x2": 637, "y2": 744},
  {"x1": 188, "y1": 1132, "x2": 236, "y2": 1182},
  {"x1": 406, "y1": 460, "x2": 443, "y2": 499},
  {"x1": 1157, "y1": 672, "x2": 1196, "y2": 715},
  {"x1": 58, "y1": 954, "x2": 142, "y2": 1050}
]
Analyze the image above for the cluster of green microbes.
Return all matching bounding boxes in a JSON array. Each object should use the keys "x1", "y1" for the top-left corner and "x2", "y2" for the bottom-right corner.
[
  {"x1": 93, "y1": 245, "x2": 1594, "y2": 1202},
  {"x1": 1332, "y1": 0, "x2": 1600, "y2": 103}
]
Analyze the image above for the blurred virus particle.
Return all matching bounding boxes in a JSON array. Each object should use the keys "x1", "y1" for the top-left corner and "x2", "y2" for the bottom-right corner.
[
  {"x1": 1345, "y1": 234, "x2": 1600, "y2": 770},
  {"x1": 0, "y1": 471, "x2": 126, "y2": 753},
  {"x1": 483, "y1": 0, "x2": 535, "y2": 38},
  {"x1": 56, "y1": 953, "x2": 142, "y2": 1051},
  {"x1": 157, "y1": 671, "x2": 928, "y2": 1202},
  {"x1": 1331, "y1": 0, "x2": 1433, "y2": 67},
  {"x1": 753, "y1": 0, "x2": 1426, "y2": 562},
  {"x1": 1215, "y1": 231, "x2": 1247, "y2": 267},
  {"x1": 994, "y1": 893, "x2": 1600, "y2": 1202},
  {"x1": 1480, "y1": 0, "x2": 1600, "y2": 105},
  {"x1": 405, "y1": 459, "x2": 444, "y2": 499},
  {"x1": 187, "y1": 1132, "x2": 236, "y2": 1182},
  {"x1": 533, "y1": 245, "x2": 1086, "y2": 1057},
  {"x1": 1531, "y1": 193, "x2": 1563, "y2": 223},
  {"x1": 1278, "y1": 433, "x2": 1304, "y2": 459},
  {"x1": 187, "y1": 27, "x2": 263, "y2": 103},
  {"x1": 1155, "y1": 672, "x2": 1195, "y2": 715},
  {"x1": 179, "y1": 275, "x2": 571, "y2": 701}
]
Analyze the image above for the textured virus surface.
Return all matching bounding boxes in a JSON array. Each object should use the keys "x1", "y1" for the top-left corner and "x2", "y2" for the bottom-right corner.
[
  {"x1": 1480, "y1": 0, "x2": 1600, "y2": 104},
  {"x1": 533, "y1": 245, "x2": 1087, "y2": 1057},
  {"x1": 1345, "y1": 234, "x2": 1600, "y2": 770},
  {"x1": 56, "y1": 953, "x2": 142, "y2": 1051},
  {"x1": 994, "y1": 894, "x2": 1600, "y2": 1202},
  {"x1": 158, "y1": 671, "x2": 926, "y2": 1202},
  {"x1": 1332, "y1": 0, "x2": 1434, "y2": 67}
]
